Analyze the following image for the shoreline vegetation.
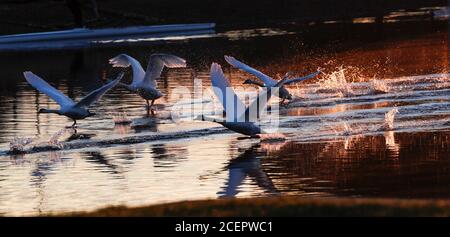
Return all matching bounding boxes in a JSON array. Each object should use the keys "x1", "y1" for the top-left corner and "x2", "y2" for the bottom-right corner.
[{"x1": 53, "y1": 197, "x2": 450, "y2": 217}]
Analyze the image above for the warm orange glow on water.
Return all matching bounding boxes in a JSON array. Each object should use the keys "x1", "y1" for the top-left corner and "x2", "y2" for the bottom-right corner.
[{"x1": 0, "y1": 21, "x2": 449, "y2": 216}]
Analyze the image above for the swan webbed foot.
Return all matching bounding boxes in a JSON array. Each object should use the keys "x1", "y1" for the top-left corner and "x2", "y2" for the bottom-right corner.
[
  {"x1": 237, "y1": 135, "x2": 261, "y2": 140},
  {"x1": 237, "y1": 136, "x2": 252, "y2": 140}
]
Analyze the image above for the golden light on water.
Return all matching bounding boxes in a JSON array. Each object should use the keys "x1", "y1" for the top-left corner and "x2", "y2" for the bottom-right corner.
[{"x1": 0, "y1": 18, "x2": 448, "y2": 215}]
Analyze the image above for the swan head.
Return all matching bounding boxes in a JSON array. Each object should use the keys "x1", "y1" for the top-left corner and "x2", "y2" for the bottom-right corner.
[
  {"x1": 286, "y1": 93, "x2": 293, "y2": 100},
  {"x1": 38, "y1": 108, "x2": 61, "y2": 115},
  {"x1": 243, "y1": 79, "x2": 254, "y2": 85},
  {"x1": 87, "y1": 110, "x2": 96, "y2": 117}
]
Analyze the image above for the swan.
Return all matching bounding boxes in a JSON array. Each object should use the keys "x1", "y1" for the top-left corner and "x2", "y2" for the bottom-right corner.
[
  {"x1": 225, "y1": 55, "x2": 320, "y2": 103},
  {"x1": 109, "y1": 53, "x2": 187, "y2": 114},
  {"x1": 24, "y1": 71, "x2": 123, "y2": 127},
  {"x1": 197, "y1": 63, "x2": 313, "y2": 137}
]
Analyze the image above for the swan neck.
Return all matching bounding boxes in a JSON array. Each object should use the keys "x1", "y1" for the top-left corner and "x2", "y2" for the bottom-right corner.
[
  {"x1": 39, "y1": 109, "x2": 61, "y2": 115},
  {"x1": 250, "y1": 80, "x2": 265, "y2": 87}
]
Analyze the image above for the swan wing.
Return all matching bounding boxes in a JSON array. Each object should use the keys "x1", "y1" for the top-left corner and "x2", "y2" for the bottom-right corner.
[
  {"x1": 109, "y1": 54, "x2": 145, "y2": 86},
  {"x1": 242, "y1": 74, "x2": 293, "y2": 121},
  {"x1": 143, "y1": 53, "x2": 187, "y2": 88},
  {"x1": 283, "y1": 71, "x2": 321, "y2": 85},
  {"x1": 210, "y1": 63, "x2": 246, "y2": 121},
  {"x1": 23, "y1": 71, "x2": 74, "y2": 107},
  {"x1": 75, "y1": 72, "x2": 124, "y2": 108},
  {"x1": 224, "y1": 55, "x2": 277, "y2": 86}
]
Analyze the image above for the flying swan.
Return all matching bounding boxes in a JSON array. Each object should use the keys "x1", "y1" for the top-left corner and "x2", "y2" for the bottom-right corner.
[
  {"x1": 224, "y1": 55, "x2": 320, "y2": 103},
  {"x1": 24, "y1": 71, "x2": 123, "y2": 127},
  {"x1": 197, "y1": 63, "x2": 315, "y2": 137},
  {"x1": 109, "y1": 53, "x2": 186, "y2": 114}
]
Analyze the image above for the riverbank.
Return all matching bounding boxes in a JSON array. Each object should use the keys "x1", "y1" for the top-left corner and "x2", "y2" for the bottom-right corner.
[{"x1": 54, "y1": 197, "x2": 450, "y2": 217}]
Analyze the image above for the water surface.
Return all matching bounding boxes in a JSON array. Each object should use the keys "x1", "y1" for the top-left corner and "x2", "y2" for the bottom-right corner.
[{"x1": 0, "y1": 21, "x2": 449, "y2": 216}]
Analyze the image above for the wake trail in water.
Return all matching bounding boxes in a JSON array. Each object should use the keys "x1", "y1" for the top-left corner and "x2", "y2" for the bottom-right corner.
[
  {"x1": 8, "y1": 128, "x2": 76, "y2": 153},
  {"x1": 2, "y1": 126, "x2": 231, "y2": 156},
  {"x1": 2, "y1": 70, "x2": 449, "y2": 156},
  {"x1": 282, "y1": 70, "x2": 449, "y2": 142}
]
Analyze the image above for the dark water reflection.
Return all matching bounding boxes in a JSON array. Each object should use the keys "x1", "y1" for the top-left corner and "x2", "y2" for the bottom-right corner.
[
  {"x1": 0, "y1": 21, "x2": 448, "y2": 215},
  {"x1": 261, "y1": 131, "x2": 450, "y2": 198}
]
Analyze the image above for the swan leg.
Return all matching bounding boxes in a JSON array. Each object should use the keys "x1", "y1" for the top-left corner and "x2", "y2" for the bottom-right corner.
[
  {"x1": 145, "y1": 100, "x2": 156, "y2": 116},
  {"x1": 150, "y1": 100, "x2": 155, "y2": 115},
  {"x1": 145, "y1": 99, "x2": 153, "y2": 116}
]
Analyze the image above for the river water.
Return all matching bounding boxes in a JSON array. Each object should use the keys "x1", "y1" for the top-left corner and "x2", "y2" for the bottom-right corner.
[{"x1": 0, "y1": 20, "x2": 448, "y2": 216}]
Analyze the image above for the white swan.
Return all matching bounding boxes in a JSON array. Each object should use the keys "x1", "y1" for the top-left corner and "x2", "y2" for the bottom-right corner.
[
  {"x1": 24, "y1": 71, "x2": 123, "y2": 127},
  {"x1": 197, "y1": 63, "x2": 308, "y2": 137},
  {"x1": 109, "y1": 53, "x2": 186, "y2": 114},
  {"x1": 224, "y1": 55, "x2": 320, "y2": 103}
]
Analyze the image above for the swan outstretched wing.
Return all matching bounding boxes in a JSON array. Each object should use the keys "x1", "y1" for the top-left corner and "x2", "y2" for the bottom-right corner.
[
  {"x1": 23, "y1": 71, "x2": 75, "y2": 107},
  {"x1": 224, "y1": 56, "x2": 277, "y2": 86},
  {"x1": 210, "y1": 63, "x2": 246, "y2": 121},
  {"x1": 75, "y1": 72, "x2": 124, "y2": 108},
  {"x1": 282, "y1": 71, "x2": 321, "y2": 85},
  {"x1": 242, "y1": 75, "x2": 292, "y2": 121},
  {"x1": 143, "y1": 54, "x2": 187, "y2": 88},
  {"x1": 109, "y1": 54, "x2": 145, "y2": 86}
]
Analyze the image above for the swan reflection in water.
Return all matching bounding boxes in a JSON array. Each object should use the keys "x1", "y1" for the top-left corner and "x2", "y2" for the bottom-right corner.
[{"x1": 218, "y1": 141, "x2": 287, "y2": 198}]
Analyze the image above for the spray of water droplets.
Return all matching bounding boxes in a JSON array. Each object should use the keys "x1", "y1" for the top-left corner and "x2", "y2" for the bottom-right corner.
[
  {"x1": 382, "y1": 108, "x2": 399, "y2": 131},
  {"x1": 9, "y1": 137, "x2": 34, "y2": 152}
]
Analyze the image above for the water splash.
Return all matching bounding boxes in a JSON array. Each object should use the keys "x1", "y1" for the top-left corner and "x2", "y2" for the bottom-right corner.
[
  {"x1": 382, "y1": 108, "x2": 399, "y2": 131},
  {"x1": 3, "y1": 127, "x2": 229, "y2": 155},
  {"x1": 48, "y1": 128, "x2": 76, "y2": 148},
  {"x1": 341, "y1": 122, "x2": 353, "y2": 136},
  {"x1": 9, "y1": 137, "x2": 34, "y2": 153},
  {"x1": 324, "y1": 121, "x2": 355, "y2": 137},
  {"x1": 8, "y1": 128, "x2": 78, "y2": 153},
  {"x1": 316, "y1": 66, "x2": 355, "y2": 97},
  {"x1": 369, "y1": 78, "x2": 390, "y2": 94}
]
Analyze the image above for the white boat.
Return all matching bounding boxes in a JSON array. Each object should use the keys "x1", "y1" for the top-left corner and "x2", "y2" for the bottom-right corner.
[{"x1": 0, "y1": 23, "x2": 215, "y2": 44}]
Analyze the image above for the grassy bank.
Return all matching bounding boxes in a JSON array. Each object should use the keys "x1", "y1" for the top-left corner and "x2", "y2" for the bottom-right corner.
[{"x1": 56, "y1": 197, "x2": 450, "y2": 217}]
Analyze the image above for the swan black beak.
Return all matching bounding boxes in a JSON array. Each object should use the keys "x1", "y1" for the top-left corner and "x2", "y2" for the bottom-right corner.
[{"x1": 243, "y1": 79, "x2": 252, "y2": 84}]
